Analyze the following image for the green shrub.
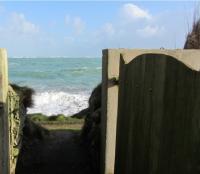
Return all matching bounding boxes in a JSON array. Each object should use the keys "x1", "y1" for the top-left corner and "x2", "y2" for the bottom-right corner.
[
  {"x1": 28, "y1": 113, "x2": 84, "y2": 124},
  {"x1": 47, "y1": 114, "x2": 66, "y2": 122},
  {"x1": 48, "y1": 115, "x2": 58, "y2": 121},
  {"x1": 55, "y1": 114, "x2": 66, "y2": 121},
  {"x1": 28, "y1": 113, "x2": 48, "y2": 122}
]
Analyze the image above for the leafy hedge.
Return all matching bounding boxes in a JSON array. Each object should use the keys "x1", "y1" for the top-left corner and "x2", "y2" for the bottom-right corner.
[{"x1": 28, "y1": 113, "x2": 84, "y2": 124}]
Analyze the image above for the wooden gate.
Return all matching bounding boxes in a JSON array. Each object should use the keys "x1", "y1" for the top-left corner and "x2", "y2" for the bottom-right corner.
[{"x1": 114, "y1": 53, "x2": 200, "y2": 174}]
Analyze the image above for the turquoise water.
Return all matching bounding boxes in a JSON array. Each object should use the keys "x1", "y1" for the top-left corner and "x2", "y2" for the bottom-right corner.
[{"x1": 8, "y1": 58, "x2": 102, "y2": 116}]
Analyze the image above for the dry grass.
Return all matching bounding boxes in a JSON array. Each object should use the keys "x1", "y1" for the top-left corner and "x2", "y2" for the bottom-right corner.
[
  {"x1": 38, "y1": 122, "x2": 83, "y2": 130},
  {"x1": 184, "y1": 17, "x2": 200, "y2": 49}
]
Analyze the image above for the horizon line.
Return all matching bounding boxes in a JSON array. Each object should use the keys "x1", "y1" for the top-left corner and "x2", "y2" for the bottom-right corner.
[{"x1": 8, "y1": 56, "x2": 101, "y2": 59}]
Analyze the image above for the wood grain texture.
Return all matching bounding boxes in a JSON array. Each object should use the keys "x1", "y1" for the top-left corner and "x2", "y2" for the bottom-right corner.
[{"x1": 115, "y1": 54, "x2": 200, "y2": 174}]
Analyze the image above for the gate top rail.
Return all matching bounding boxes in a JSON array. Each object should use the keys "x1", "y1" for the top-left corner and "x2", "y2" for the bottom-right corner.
[{"x1": 103, "y1": 49, "x2": 200, "y2": 72}]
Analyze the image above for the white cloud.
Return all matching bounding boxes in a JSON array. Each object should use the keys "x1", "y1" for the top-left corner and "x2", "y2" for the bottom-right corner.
[
  {"x1": 65, "y1": 15, "x2": 71, "y2": 25},
  {"x1": 10, "y1": 12, "x2": 39, "y2": 34},
  {"x1": 64, "y1": 15, "x2": 85, "y2": 34},
  {"x1": 0, "y1": 5, "x2": 5, "y2": 14},
  {"x1": 0, "y1": 3, "x2": 189, "y2": 57},
  {"x1": 102, "y1": 23, "x2": 115, "y2": 35},
  {"x1": 93, "y1": 22, "x2": 115, "y2": 44},
  {"x1": 64, "y1": 36, "x2": 75, "y2": 43},
  {"x1": 121, "y1": 3, "x2": 152, "y2": 21},
  {"x1": 137, "y1": 25, "x2": 165, "y2": 38},
  {"x1": 72, "y1": 17, "x2": 85, "y2": 34}
]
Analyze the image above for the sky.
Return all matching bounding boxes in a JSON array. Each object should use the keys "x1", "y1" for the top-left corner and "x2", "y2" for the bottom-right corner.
[{"x1": 0, "y1": 1, "x2": 197, "y2": 57}]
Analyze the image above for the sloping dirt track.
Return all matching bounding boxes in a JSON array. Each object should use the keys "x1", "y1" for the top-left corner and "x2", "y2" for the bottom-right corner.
[{"x1": 16, "y1": 130, "x2": 94, "y2": 174}]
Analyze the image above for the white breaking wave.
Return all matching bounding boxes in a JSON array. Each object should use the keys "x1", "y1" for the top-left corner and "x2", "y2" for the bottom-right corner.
[{"x1": 27, "y1": 91, "x2": 90, "y2": 116}]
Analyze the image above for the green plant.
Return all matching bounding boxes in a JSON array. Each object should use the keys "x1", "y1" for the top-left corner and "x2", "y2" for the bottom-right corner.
[
  {"x1": 28, "y1": 113, "x2": 48, "y2": 122},
  {"x1": 55, "y1": 114, "x2": 66, "y2": 121}
]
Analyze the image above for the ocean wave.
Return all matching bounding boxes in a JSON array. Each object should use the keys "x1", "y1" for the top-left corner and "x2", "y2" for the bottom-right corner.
[
  {"x1": 60, "y1": 67, "x2": 101, "y2": 74},
  {"x1": 62, "y1": 67, "x2": 95, "y2": 72},
  {"x1": 27, "y1": 91, "x2": 89, "y2": 116},
  {"x1": 96, "y1": 67, "x2": 102, "y2": 70},
  {"x1": 9, "y1": 62, "x2": 20, "y2": 66}
]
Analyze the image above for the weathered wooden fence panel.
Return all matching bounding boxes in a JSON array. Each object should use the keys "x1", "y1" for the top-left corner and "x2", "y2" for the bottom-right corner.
[
  {"x1": 115, "y1": 53, "x2": 200, "y2": 174},
  {"x1": 0, "y1": 49, "x2": 26, "y2": 174},
  {"x1": 8, "y1": 86, "x2": 26, "y2": 174},
  {"x1": 0, "y1": 48, "x2": 9, "y2": 174}
]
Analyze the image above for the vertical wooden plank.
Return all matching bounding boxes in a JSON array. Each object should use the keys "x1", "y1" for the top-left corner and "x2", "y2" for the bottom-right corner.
[
  {"x1": 101, "y1": 49, "x2": 108, "y2": 174},
  {"x1": 102, "y1": 49, "x2": 121, "y2": 174},
  {"x1": 114, "y1": 55, "x2": 127, "y2": 174},
  {"x1": 0, "y1": 48, "x2": 9, "y2": 174}
]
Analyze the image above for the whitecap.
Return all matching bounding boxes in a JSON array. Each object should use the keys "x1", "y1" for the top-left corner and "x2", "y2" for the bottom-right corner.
[{"x1": 27, "y1": 91, "x2": 90, "y2": 116}]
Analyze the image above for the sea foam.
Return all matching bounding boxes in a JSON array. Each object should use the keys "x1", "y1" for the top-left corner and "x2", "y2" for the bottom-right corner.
[{"x1": 27, "y1": 91, "x2": 89, "y2": 116}]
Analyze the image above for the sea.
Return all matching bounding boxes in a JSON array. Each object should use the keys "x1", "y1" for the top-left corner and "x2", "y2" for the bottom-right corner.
[{"x1": 8, "y1": 57, "x2": 101, "y2": 116}]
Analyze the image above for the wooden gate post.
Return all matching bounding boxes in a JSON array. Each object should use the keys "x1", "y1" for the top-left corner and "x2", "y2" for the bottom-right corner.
[
  {"x1": 0, "y1": 48, "x2": 9, "y2": 174},
  {"x1": 101, "y1": 49, "x2": 121, "y2": 174}
]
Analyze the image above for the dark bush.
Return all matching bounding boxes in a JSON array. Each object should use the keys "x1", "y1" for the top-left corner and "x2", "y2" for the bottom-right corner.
[{"x1": 10, "y1": 83, "x2": 35, "y2": 108}]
